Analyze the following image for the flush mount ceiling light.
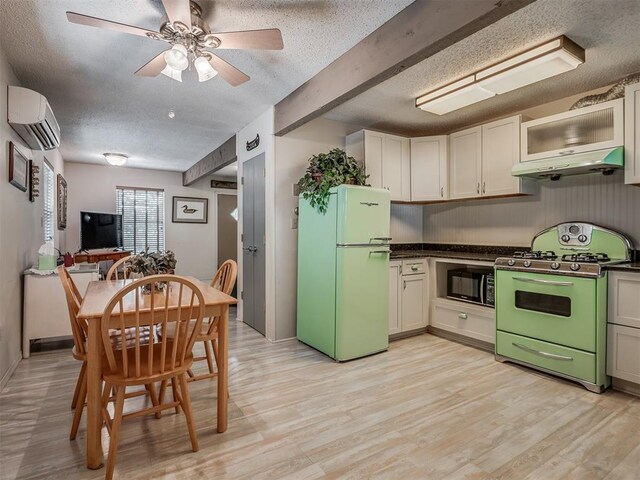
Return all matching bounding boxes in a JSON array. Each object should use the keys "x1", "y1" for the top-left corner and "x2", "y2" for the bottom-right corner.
[
  {"x1": 103, "y1": 153, "x2": 128, "y2": 166},
  {"x1": 416, "y1": 36, "x2": 585, "y2": 115}
]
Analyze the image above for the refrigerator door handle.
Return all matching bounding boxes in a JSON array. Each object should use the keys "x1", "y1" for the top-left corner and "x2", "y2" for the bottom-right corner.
[
  {"x1": 337, "y1": 243, "x2": 390, "y2": 248},
  {"x1": 369, "y1": 250, "x2": 390, "y2": 255},
  {"x1": 359, "y1": 202, "x2": 379, "y2": 206},
  {"x1": 371, "y1": 237, "x2": 392, "y2": 242}
]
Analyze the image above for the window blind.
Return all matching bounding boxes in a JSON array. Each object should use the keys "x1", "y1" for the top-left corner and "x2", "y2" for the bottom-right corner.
[
  {"x1": 43, "y1": 162, "x2": 55, "y2": 242},
  {"x1": 116, "y1": 187, "x2": 165, "y2": 253}
]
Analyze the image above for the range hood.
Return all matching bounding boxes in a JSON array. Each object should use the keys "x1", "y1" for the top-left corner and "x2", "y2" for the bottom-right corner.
[{"x1": 511, "y1": 147, "x2": 624, "y2": 180}]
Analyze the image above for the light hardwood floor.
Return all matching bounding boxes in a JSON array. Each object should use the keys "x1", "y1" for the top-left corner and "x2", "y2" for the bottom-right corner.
[{"x1": 1, "y1": 316, "x2": 639, "y2": 480}]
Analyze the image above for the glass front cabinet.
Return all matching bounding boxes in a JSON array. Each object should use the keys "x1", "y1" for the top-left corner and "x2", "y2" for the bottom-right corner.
[{"x1": 521, "y1": 99, "x2": 624, "y2": 162}]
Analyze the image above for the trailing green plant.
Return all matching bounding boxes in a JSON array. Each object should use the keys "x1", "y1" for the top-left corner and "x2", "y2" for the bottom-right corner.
[
  {"x1": 297, "y1": 148, "x2": 368, "y2": 213},
  {"x1": 129, "y1": 250, "x2": 177, "y2": 277}
]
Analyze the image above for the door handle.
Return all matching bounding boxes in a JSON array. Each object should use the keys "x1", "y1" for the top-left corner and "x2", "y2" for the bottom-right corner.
[
  {"x1": 482, "y1": 182, "x2": 486, "y2": 194},
  {"x1": 369, "y1": 250, "x2": 390, "y2": 255},
  {"x1": 512, "y1": 343, "x2": 574, "y2": 361},
  {"x1": 513, "y1": 276, "x2": 573, "y2": 287},
  {"x1": 558, "y1": 149, "x2": 575, "y2": 156},
  {"x1": 440, "y1": 187, "x2": 444, "y2": 197},
  {"x1": 403, "y1": 280, "x2": 406, "y2": 289},
  {"x1": 371, "y1": 237, "x2": 392, "y2": 242},
  {"x1": 476, "y1": 183, "x2": 480, "y2": 194},
  {"x1": 458, "y1": 313, "x2": 468, "y2": 320},
  {"x1": 243, "y1": 246, "x2": 257, "y2": 253}
]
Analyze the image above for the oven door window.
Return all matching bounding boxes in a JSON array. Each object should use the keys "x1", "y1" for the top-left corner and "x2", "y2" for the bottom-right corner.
[{"x1": 515, "y1": 290, "x2": 571, "y2": 317}]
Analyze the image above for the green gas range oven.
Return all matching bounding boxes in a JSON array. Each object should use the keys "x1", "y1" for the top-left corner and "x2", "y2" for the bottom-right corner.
[{"x1": 494, "y1": 222, "x2": 634, "y2": 393}]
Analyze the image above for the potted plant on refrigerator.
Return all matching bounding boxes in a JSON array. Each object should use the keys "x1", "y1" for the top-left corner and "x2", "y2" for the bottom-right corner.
[{"x1": 297, "y1": 148, "x2": 368, "y2": 213}]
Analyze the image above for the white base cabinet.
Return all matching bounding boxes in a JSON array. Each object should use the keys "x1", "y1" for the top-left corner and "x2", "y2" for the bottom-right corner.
[
  {"x1": 430, "y1": 298, "x2": 495, "y2": 344},
  {"x1": 607, "y1": 271, "x2": 640, "y2": 386},
  {"x1": 388, "y1": 259, "x2": 428, "y2": 335}
]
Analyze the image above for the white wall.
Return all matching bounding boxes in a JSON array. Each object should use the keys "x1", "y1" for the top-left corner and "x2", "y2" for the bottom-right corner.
[
  {"x1": 423, "y1": 173, "x2": 640, "y2": 247},
  {"x1": 0, "y1": 45, "x2": 65, "y2": 387},
  {"x1": 64, "y1": 162, "x2": 217, "y2": 282}
]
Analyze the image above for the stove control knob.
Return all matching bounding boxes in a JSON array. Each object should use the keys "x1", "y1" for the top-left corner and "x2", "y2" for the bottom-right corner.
[
  {"x1": 523, "y1": 260, "x2": 532, "y2": 267},
  {"x1": 578, "y1": 234, "x2": 588, "y2": 243},
  {"x1": 561, "y1": 234, "x2": 571, "y2": 242},
  {"x1": 570, "y1": 263, "x2": 581, "y2": 271},
  {"x1": 507, "y1": 259, "x2": 515, "y2": 266},
  {"x1": 551, "y1": 262, "x2": 560, "y2": 270}
]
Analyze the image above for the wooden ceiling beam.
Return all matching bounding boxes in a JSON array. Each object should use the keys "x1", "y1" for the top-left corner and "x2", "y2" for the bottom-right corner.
[
  {"x1": 182, "y1": 135, "x2": 236, "y2": 186},
  {"x1": 274, "y1": 0, "x2": 536, "y2": 136}
]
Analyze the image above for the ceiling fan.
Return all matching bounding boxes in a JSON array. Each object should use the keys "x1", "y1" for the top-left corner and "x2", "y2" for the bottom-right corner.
[{"x1": 66, "y1": 0, "x2": 283, "y2": 86}]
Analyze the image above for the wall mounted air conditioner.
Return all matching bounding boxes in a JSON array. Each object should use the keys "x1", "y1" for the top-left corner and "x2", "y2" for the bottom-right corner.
[{"x1": 7, "y1": 86, "x2": 60, "y2": 151}]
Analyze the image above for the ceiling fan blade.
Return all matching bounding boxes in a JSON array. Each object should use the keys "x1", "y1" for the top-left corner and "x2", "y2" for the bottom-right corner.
[
  {"x1": 135, "y1": 50, "x2": 169, "y2": 77},
  {"x1": 207, "y1": 54, "x2": 250, "y2": 87},
  {"x1": 162, "y1": 0, "x2": 192, "y2": 29},
  {"x1": 213, "y1": 29, "x2": 284, "y2": 50},
  {"x1": 66, "y1": 12, "x2": 156, "y2": 38}
]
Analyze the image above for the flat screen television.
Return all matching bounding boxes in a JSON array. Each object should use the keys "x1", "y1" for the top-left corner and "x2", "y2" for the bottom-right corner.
[{"x1": 80, "y1": 211, "x2": 123, "y2": 250}]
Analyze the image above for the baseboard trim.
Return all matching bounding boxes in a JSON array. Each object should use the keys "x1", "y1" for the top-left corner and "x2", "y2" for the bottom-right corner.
[
  {"x1": 389, "y1": 327, "x2": 427, "y2": 342},
  {"x1": 269, "y1": 336, "x2": 297, "y2": 344},
  {"x1": 0, "y1": 353, "x2": 22, "y2": 393},
  {"x1": 612, "y1": 377, "x2": 640, "y2": 397},
  {"x1": 427, "y1": 326, "x2": 494, "y2": 353}
]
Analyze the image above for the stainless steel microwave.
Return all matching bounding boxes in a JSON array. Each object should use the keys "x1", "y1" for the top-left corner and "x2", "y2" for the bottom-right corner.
[{"x1": 447, "y1": 268, "x2": 495, "y2": 307}]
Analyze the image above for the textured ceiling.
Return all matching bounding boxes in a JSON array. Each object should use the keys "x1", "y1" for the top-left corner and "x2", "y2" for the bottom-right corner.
[
  {"x1": 324, "y1": 0, "x2": 640, "y2": 136},
  {"x1": 0, "y1": 0, "x2": 413, "y2": 170}
]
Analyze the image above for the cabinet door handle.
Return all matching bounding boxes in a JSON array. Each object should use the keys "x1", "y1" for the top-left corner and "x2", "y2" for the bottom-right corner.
[
  {"x1": 512, "y1": 343, "x2": 574, "y2": 361},
  {"x1": 403, "y1": 280, "x2": 407, "y2": 290},
  {"x1": 440, "y1": 187, "x2": 444, "y2": 197},
  {"x1": 411, "y1": 265, "x2": 418, "y2": 271},
  {"x1": 458, "y1": 313, "x2": 468, "y2": 320},
  {"x1": 482, "y1": 182, "x2": 486, "y2": 194},
  {"x1": 476, "y1": 183, "x2": 480, "y2": 194},
  {"x1": 558, "y1": 149, "x2": 575, "y2": 156}
]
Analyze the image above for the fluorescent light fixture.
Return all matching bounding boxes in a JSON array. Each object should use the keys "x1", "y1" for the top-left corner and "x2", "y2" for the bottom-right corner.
[
  {"x1": 417, "y1": 79, "x2": 495, "y2": 115},
  {"x1": 194, "y1": 56, "x2": 218, "y2": 82},
  {"x1": 161, "y1": 64, "x2": 182, "y2": 82},
  {"x1": 103, "y1": 153, "x2": 128, "y2": 166},
  {"x1": 416, "y1": 36, "x2": 585, "y2": 115}
]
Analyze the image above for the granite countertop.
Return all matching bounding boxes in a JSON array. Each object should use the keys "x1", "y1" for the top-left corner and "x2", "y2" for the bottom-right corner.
[
  {"x1": 390, "y1": 250, "x2": 505, "y2": 263},
  {"x1": 605, "y1": 262, "x2": 640, "y2": 272},
  {"x1": 389, "y1": 243, "x2": 525, "y2": 263}
]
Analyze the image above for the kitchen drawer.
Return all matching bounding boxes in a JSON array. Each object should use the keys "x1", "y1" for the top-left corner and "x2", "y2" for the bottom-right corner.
[
  {"x1": 608, "y1": 272, "x2": 640, "y2": 329},
  {"x1": 402, "y1": 259, "x2": 426, "y2": 275},
  {"x1": 431, "y1": 300, "x2": 494, "y2": 344},
  {"x1": 607, "y1": 324, "x2": 640, "y2": 383},
  {"x1": 497, "y1": 331, "x2": 596, "y2": 384}
]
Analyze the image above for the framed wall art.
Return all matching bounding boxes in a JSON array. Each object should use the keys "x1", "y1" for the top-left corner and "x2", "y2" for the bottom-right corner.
[
  {"x1": 172, "y1": 196, "x2": 208, "y2": 224},
  {"x1": 57, "y1": 173, "x2": 67, "y2": 229},
  {"x1": 8, "y1": 142, "x2": 28, "y2": 192}
]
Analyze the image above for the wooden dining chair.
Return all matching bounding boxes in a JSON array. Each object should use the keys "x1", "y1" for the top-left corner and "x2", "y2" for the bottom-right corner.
[
  {"x1": 58, "y1": 267, "x2": 159, "y2": 441},
  {"x1": 100, "y1": 275, "x2": 205, "y2": 480},
  {"x1": 106, "y1": 255, "x2": 133, "y2": 281},
  {"x1": 188, "y1": 260, "x2": 237, "y2": 382}
]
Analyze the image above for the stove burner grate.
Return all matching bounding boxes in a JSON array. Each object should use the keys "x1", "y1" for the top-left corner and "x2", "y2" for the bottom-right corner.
[
  {"x1": 513, "y1": 250, "x2": 557, "y2": 260},
  {"x1": 561, "y1": 252, "x2": 610, "y2": 263}
]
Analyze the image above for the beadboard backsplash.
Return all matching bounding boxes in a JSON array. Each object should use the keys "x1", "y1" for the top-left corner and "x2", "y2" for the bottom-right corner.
[
  {"x1": 422, "y1": 173, "x2": 640, "y2": 247},
  {"x1": 391, "y1": 203, "x2": 423, "y2": 243}
]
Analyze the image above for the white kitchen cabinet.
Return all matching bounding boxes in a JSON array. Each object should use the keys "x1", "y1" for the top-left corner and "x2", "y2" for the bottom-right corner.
[
  {"x1": 410, "y1": 136, "x2": 448, "y2": 201},
  {"x1": 521, "y1": 99, "x2": 624, "y2": 162},
  {"x1": 431, "y1": 298, "x2": 495, "y2": 344},
  {"x1": 450, "y1": 116, "x2": 532, "y2": 200},
  {"x1": 608, "y1": 272, "x2": 640, "y2": 329},
  {"x1": 401, "y1": 273, "x2": 428, "y2": 331},
  {"x1": 625, "y1": 82, "x2": 640, "y2": 185},
  {"x1": 607, "y1": 324, "x2": 640, "y2": 384},
  {"x1": 389, "y1": 261, "x2": 402, "y2": 335},
  {"x1": 449, "y1": 126, "x2": 482, "y2": 200},
  {"x1": 346, "y1": 130, "x2": 410, "y2": 201},
  {"x1": 481, "y1": 116, "x2": 530, "y2": 196}
]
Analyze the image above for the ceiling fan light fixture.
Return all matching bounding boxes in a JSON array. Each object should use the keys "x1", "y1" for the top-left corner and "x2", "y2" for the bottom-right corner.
[
  {"x1": 103, "y1": 153, "x2": 128, "y2": 166},
  {"x1": 161, "y1": 64, "x2": 183, "y2": 82},
  {"x1": 194, "y1": 55, "x2": 218, "y2": 82},
  {"x1": 164, "y1": 44, "x2": 189, "y2": 71}
]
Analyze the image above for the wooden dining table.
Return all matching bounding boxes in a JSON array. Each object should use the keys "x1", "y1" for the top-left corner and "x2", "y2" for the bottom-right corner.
[{"x1": 77, "y1": 276, "x2": 237, "y2": 470}]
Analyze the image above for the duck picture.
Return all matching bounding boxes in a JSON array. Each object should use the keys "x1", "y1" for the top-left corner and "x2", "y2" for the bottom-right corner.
[{"x1": 182, "y1": 205, "x2": 198, "y2": 214}]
